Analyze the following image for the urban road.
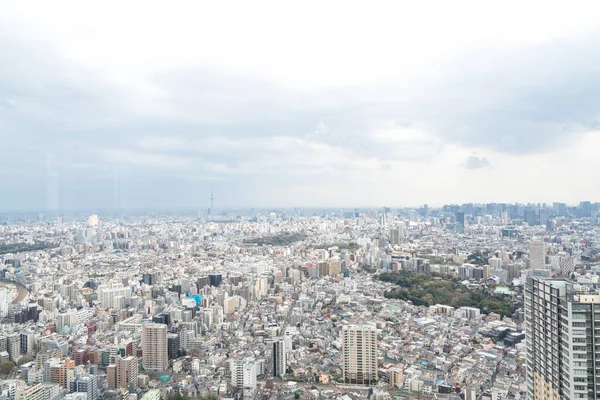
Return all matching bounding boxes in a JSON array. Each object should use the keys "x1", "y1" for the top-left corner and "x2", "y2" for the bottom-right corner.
[{"x1": 0, "y1": 278, "x2": 29, "y2": 303}]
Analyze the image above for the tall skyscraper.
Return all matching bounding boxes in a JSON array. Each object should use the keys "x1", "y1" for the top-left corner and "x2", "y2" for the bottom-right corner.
[
  {"x1": 524, "y1": 208, "x2": 538, "y2": 226},
  {"x1": 525, "y1": 277, "x2": 600, "y2": 399},
  {"x1": 530, "y1": 241, "x2": 546, "y2": 269},
  {"x1": 141, "y1": 323, "x2": 168, "y2": 371},
  {"x1": 538, "y1": 209, "x2": 548, "y2": 226},
  {"x1": 341, "y1": 325, "x2": 378, "y2": 385},
  {"x1": 455, "y1": 211, "x2": 465, "y2": 234},
  {"x1": 551, "y1": 202, "x2": 566, "y2": 217},
  {"x1": 271, "y1": 337, "x2": 287, "y2": 378}
]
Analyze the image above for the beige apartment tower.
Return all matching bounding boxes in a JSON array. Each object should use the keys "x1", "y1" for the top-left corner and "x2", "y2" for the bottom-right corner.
[
  {"x1": 141, "y1": 323, "x2": 168, "y2": 371},
  {"x1": 341, "y1": 324, "x2": 378, "y2": 385},
  {"x1": 107, "y1": 356, "x2": 138, "y2": 390}
]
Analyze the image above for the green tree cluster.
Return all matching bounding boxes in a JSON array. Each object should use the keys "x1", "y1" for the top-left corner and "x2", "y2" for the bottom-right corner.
[
  {"x1": 378, "y1": 271, "x2": 517, "y2": 316},
  {"x1": 467, "y1": 250, "x2": 489, "y2": 265},
  {"x1": 243, "y1": 232, "x2": 308, "y2": 246},
  {"x1": 0, "y1": 361, "x2": 15, "y2": 376},
  {"x1": 0, "y1": 243, "x2": 58, "y2": 255}
]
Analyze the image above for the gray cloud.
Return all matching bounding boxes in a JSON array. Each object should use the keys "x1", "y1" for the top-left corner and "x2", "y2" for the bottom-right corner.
[
  {"x1": 463, "y1": 156, "x2": 491, "y2": 170},
  {"x1": 426, "y1": 37, "x2": 600, "y2": 154},
  {"x1": 1, "y1": 28, "x2": 600, "y2": 210}
]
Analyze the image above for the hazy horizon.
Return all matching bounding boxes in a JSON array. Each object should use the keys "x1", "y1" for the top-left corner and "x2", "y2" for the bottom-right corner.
[{"x1": 0, "y1": 201, "x2": 591, "y2": 217}]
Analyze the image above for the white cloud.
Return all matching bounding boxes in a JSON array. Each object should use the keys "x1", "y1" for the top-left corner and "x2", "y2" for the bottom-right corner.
[{"x1": 2, "y1": 1, "x2": 600, "y2": 209}]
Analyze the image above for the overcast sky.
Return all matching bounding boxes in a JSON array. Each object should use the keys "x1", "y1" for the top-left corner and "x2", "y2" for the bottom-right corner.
[{"x1": 2, "y1": 1, "x2": 600, "y2": 211}]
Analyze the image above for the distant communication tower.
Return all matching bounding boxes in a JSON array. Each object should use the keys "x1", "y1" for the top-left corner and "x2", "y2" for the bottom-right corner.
[{"x1": 209, "y1": 188, "x2": 214, "y2": 216}]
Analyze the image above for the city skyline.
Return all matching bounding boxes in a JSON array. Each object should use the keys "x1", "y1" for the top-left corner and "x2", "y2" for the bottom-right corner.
[
  {"x1": 1, "y1": 197, "x2": 600, "y2": 215},
  {"x1": 1, "y1": 192, "x2": 599, "y2": 399}
]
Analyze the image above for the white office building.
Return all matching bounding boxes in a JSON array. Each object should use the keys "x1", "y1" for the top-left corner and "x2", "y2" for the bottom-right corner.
[{"x1": 230, "y1": 358, "x2": 257, "y2": 397}]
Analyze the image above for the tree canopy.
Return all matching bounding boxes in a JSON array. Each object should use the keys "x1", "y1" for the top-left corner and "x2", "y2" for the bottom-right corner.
[
  {"x1": 378, "y1": 271, "x2": 517, "y2": 316},
  {"x1": 0, "y1": 361, "x2": 14, "y2": 376}
]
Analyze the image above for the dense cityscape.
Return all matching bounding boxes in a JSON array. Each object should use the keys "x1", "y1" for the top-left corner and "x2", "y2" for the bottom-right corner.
[
  {"x1": 0, "y1": 201, "x2": 599, "y2": 400},
  {"x1": 3, "y1": 4, "x2": 600, "y2": 400}
]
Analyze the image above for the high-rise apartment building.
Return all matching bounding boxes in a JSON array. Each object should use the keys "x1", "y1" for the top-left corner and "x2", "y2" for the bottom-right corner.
[
  {"x1": 97, "y1": 284, "x2": 131, "y2": 310},
  {"x1": 197, "y1": 276, "x2": 210, "y2": 290},
  {"x1": 530, "y1": 241, "x2": 546, "y2": 270},
  {"x1": 107, "y1": 356, "x2": 138, "y2": 390},
  {"x1": 44, "y1": 358, "x2": 67, "y2": 388},
  {"x1": 167, "y1": 334, "x2": 179, "y2": 360},
  {"x1": 70, "y1": 375, "x2": 99, "y2": 400},
  {"x1": 7, "y1": 333, "x2": 19, "y2": 362},
  {"x1": 559, "y1": 253, "x2": 575, "y2": 278},
  {"x1": 272, "y1": 337, "x2": 287, "y2": 378},
  {"x1": 141, "y1": 323, "x2": 168, "y2": 371},
  {"x1": 389, "y1": 226, "x2": 404, "y2": 246},
  {"x1": 341, "y1": 324, "x2": 378, "y2": 385},
  {"x1": 525, "y1": 277, "x2": 600, "y2": 399},
  {"x1": 20, "y1": 331, "x2": 36, "y2": 356},
  {"x1": 209, "y1": 273, "x2": 222, "y2": 287},
  {"x1": 230, "y1": 358, "x2": 257, "y2": 395}
]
